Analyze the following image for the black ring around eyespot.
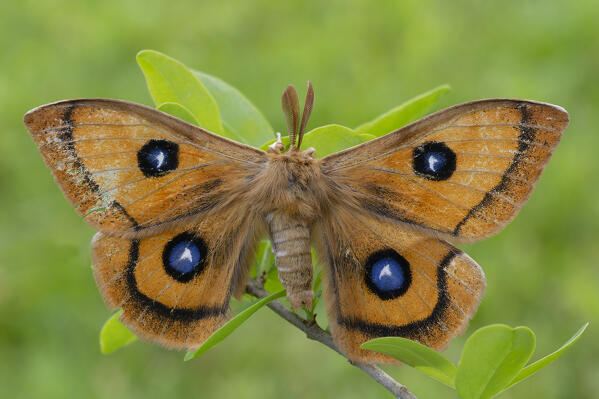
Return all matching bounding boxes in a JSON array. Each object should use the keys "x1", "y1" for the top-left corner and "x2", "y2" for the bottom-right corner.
[
  {"x1": 162, "y1": 232, "x2": 207, "y2": 283},
  {"x1": 137, "y1": 139, "x2": 179, "y2": 177},
  {"x1": 412, "y1": 141, "x2": 456, "y2": 181},
  {"x1": 364, "y1": 249, "x2": 412, "y2": 300}
]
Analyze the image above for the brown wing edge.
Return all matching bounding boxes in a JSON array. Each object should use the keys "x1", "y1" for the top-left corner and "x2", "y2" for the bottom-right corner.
[
  {"x1": 450, "y1": 101, "x2": 568, "y2": 239},
  {"x1": 23, "y1": 98, "x2": 267, "y2": 158}
]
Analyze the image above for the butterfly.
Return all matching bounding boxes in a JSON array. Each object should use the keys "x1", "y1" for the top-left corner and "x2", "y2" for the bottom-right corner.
[{"x1": 24, "y1": 83, "x2": 568, "y2": 363}]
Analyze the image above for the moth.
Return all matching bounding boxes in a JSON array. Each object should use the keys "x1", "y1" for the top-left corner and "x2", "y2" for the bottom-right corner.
[{"x1": 24, "y1": 83, "x2": 569, "y2": 363}]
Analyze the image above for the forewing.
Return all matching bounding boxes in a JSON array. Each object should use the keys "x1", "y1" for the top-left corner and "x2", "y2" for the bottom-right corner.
[
  {"x1": 92, "y1": 207, "x2": 261, "y2": 349},
  {"x1": 24, "y1": 99, "x2": 266, "y2": 237},
  {"x1": 314, "y1": 210, "x2": 485, "y2": 363},
  {"x1": 321, "y1": 99, "x2": 569, "y2": 241}
]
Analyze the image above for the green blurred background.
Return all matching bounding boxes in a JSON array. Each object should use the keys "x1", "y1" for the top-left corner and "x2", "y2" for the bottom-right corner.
[{"x1": 1, "y1": 1, "x2": 598, "y2": 398}]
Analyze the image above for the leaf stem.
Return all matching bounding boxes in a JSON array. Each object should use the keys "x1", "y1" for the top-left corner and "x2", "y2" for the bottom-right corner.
[{"x1": 245, "y1": 278, "x2": 418, "y2": 399}]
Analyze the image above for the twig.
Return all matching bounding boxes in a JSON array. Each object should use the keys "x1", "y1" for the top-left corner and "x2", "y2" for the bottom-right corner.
[{"x1": 245, "y1": 278, "x2": 418, "y2": 399}]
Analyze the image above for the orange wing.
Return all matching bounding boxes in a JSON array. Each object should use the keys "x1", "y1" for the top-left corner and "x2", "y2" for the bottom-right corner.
[
  {"x1": 321, "y1": 99, "x2": 569, "y2": 241},
  {"x1": 24, "y1": 99, "x2": 267, "y2": 237},
  {"x1": 92, "y1": 206, "x2": 261, "y2": 349},
  {"x1": 315, "y1": 210, "x2": 485, "y2": 363}
]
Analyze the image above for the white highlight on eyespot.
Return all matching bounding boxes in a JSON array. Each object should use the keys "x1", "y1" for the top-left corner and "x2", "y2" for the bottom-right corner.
[
  {"x1": 427, "y1": 154, "x2": 440, "y2": 172},
  {"x1": 154, "y1": 151, "x2": 165, "y2": 168},
  {"x1": 179, "y1": 247, "x2": 193, "y2": 263},
  {"x1": 379, "y1": 264, "x2": 393, "y2": 279}
]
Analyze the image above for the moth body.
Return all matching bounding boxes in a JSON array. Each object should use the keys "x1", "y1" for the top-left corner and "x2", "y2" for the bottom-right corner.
[
  {"x1": 259, "y1": 149, "x2": 325, "y2": 310},
  {"x1": 267, "y1": 213, "x2": 313, "y2": 309}
]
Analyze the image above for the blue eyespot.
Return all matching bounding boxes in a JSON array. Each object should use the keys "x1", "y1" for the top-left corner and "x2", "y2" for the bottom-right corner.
[
  {"x1": 371, "y1": 257, "x2": 405, "y2": 291},
  {"x1": 162, "y1": 233, "x2": 207, "y2": 282},
  {"x1": 138, "y1": 139, "x2": 179, "y2": 177},
  {"x1": 365, "y1": 250, "x2": 411, "y2": 300},
  {"x1": 413, "y1": 141, "x2": 456, "y2": 181},
  {"x1": 168, "y1": 241, "x2": 201, "y2": 274}
]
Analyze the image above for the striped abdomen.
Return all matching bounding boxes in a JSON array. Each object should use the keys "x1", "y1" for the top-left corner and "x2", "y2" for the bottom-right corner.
[{"x1": 268, "y1": 214, "x2": 313, "y2": 310}]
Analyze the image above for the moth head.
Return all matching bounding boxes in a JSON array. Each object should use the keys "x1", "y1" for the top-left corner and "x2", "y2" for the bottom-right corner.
[{"x1": 277, "y1": 81, "x2": 315, "y2": 155}]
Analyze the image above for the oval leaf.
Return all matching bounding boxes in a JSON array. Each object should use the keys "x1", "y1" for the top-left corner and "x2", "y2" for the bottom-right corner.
[
  {"x1": 195, "y1": 71, "x2": 275, "y2": 146},
  {"x1": 507, "y1": 322, "x2": 588, "y2": 388},
  {"x1": 302, "y1": 125, "x2": 375, "y2": 157},
  {"x1": 456, "y1": 325, "x2": 536, "y2": 399},
  {"x1": 361, "y1": 337, "x2": 457, "y2": 387},
  {"x1": 355, "y1": 84, "x2": 450, "y2": 136},
  {"x1": 136, "y1": 50, "x2": 223, "y2": 134},
  {"x1": 157, "y1": 102, "x2": 200, "y2": 126},
  {"x1": 184, "y1": 289, "x2": 286, "y2": 361},
  {"x1": 100, "y1": 310, "x2": 138, "y2": 354}
]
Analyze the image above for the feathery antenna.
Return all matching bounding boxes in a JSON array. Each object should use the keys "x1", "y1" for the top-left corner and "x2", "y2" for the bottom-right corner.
[
  {"x1": 281, "y1": 82, "x2": 315, "y2": 150},
  {"x1": 297, "y1": 81, "x2": 314, "y2": 149},
  {"x1": 281, "y1": 85, "x2": 300, "y2": 149}
]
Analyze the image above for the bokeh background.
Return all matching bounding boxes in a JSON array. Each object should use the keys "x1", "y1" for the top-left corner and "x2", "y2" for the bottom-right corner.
[{"x1": 1, "y1": 1, "x2": 598, "y2": 398}]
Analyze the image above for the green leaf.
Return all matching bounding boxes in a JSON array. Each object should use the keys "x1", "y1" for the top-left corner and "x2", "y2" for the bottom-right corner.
[
  {"x1": 313, "y1": 290, "x2": 329, "y2": 331},
  {"x1": 455, "y1": 325, "x2": 536, "y2": 399},
  {"x1": 195, "y1": 71, "x2": 275, "y2": 146},
  {"x1": 157, "y1": 102, "x2": 200, "y2": 125},
  {"x1": 302, "y1": 125, "x2": 375, "y2": 157},
  {"x1": 136, "y1": 50, "x2": 223, "y2": 134},
  {"x1": 361, "y1": 337, "x2": 457, "y2": 387},
  {"x1": 229, "y1": 294, "x2": 258, "y2": 315},
  {"x1": 507, "y1": 323, "x2": 588, "y2": 388},
  {"x1": 252, "y1": 239, "x2": 274, "y2": 278},
  {"x1": 259, "y1": 125, "x2": 375, "y2": 157},
  {"x1": 297, "y1": 262, "x2": 324, "y2": 320},
  {"x1": 184, "y1": 289, "x2": 286, "y2": 361},
  {"x1": 263, "y1": 262, "x2": 286, "y2": 295},
  {"x1": 311, "y1": 265, "x2": 323, "y2": 310},
  {"x1": 99, "y1": 310, "x2": 138, "y2": 354},
  {"x1": 355, "y1": 84, "x2": 451, "y2": 136}
]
